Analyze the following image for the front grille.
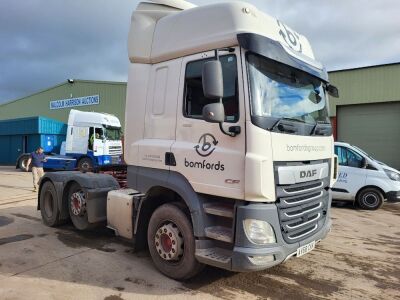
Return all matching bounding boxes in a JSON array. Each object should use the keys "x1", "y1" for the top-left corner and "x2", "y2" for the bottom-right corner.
[
  {"x1": 276, "y1": 179, "x2": 329, "y2": 244},
  {"x1": 109, "y1": 146, "x2": 122, "y2": 155}
]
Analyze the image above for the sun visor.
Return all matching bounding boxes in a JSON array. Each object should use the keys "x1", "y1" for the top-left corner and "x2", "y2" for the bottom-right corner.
[{"x1": 238, "y1": 33, "x2": 328, "y2": 82}]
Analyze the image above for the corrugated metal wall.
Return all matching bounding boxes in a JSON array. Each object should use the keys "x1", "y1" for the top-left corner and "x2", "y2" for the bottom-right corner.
[
  {"x1": 328, "y1": 63, "x2": 400, "y2": 116},
  {"x1": 0, "y1": 80, "x2": 127, "y2": 124},
  {"x1": 0, "y1": 117, "x2": 67, "y2": 165}
]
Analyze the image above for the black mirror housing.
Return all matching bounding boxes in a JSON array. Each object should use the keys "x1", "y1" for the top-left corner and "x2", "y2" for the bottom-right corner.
[
  {"x1": 202, "y1": 61, "x2": 224, "y2": 99},
  {"x1": 202, "y1": 102, "x2": 225, "y2": 123},
  {"x1": 326, "y1": 84, "x2": 339, "y2": 98}
]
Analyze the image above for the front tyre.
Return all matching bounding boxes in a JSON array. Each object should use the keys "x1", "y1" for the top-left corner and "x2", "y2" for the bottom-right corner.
[
  {"x1": 356, "y1": 188, "x2": 384, "y2": 210},
  {"x1": 68, "y1": 182, "x2": 95, "y2": 230},
  {"x1": 147, "y1": 203, "x2": 204, "y2": 280}
]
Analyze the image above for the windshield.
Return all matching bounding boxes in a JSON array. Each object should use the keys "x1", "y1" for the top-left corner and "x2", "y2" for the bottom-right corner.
[
  {"x1": 104, "y1": 126, "x2": 122, "y2": 141},
  {"x1": 247, "y1": 52, "x2": 330, "y2": 126},
  {"x1": 352, "y1": 145, "x2": 374, "y2": 160}
]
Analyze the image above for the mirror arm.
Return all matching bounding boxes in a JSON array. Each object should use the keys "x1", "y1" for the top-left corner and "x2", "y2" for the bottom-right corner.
[{"x1": 219, "y1": 123, "x2": 237, "y2": 137}]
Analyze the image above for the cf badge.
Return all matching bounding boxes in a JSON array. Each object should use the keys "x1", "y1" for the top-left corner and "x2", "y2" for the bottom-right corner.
[{"x1": 194, "y1": 133, "x2": 218, "y2": 157}]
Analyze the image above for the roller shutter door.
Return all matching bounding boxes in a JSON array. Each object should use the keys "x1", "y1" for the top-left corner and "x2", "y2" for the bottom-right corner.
[{"x1": 337, "y1": 102, "x2": 400, "y2": 169}]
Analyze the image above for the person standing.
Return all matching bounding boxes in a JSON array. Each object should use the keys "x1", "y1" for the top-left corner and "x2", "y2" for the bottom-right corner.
[{"x1": 26, "y1": 147, "x2": 47, "y2": 192}]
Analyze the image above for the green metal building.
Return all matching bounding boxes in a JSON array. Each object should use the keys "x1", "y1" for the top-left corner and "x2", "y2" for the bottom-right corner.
[
  {"x1": 0, "y1": 80, "x2": 127, "y2": 124},
  {"x1": 329, "y1": 62, "x2": 400, "y2": 169}
]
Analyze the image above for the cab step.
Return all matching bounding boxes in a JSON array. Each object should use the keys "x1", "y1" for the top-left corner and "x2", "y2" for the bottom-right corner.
[
  {"x1": 195, "y1": 247, "x2": 232, "y2": 268},
  {"x1": 205, "y1": 226, "x2": 233, "y2": 243},
  {"x1": 203, "y1": 202, "x2": 234, "y2": 218}
]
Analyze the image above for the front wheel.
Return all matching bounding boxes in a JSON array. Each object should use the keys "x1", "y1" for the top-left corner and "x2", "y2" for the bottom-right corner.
[
  {"x1": 356, "y1": 188, "x2": 384, "y2": 210},
  {"x1": 147, "y1": 203, "x2": 204, "y2": 280}
]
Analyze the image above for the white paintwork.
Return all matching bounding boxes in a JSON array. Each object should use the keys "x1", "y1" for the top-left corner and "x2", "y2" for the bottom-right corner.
[
  {"x1": 170, "y1": 49, "x2": 246, "y2": 200},
  {"x1": 67, "y1": 109, "x2": 121, "y2": 128},
  {"x1": 65, "y1": 109, "x2": 122, "y2": 157},
  {"x1": 128, "y1": 1, "x2": 318, "y2": 66},
  {"x1": 332, "y1": 142, "x2": 400, "y2": 201}
]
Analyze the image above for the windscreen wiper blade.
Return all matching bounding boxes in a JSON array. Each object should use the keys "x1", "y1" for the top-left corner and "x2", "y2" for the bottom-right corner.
[
  {"x1": 270, "y1": 117, "x2": 306, "y2": 133},
  {"x1": 311, "y1": 121, "x2": 332, "y2": 136}
]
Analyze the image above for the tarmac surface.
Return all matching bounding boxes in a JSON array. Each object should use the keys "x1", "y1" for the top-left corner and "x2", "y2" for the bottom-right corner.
[{"x1": 0, "y1": 166, "x2": 399, "y2": 300}]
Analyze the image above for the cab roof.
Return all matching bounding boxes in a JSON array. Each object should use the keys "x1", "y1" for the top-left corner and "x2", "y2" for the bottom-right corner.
[{"x1": 128, "y1": 0, "x2": 317, "y2": 65}]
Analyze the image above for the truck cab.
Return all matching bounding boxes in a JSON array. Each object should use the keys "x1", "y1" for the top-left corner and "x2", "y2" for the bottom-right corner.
[
  {"x1": 38, "y1": 0, "x2": 338, "y2": 280},
  {"x1": 333, "y1": 141, "x2": 400, "y2": 209},
  {"x1": 42, "y1": 109, "x2": 123, "y2": 171},
  {"x1": 64, "y1": 109, "x2": 123, "y2": 169}
]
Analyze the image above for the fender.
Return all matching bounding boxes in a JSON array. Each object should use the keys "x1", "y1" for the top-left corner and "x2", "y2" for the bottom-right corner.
[
  {"x1": 38, "y1": 171, "x2": 119, "y2": 220},
  {"x1": 128, "y1": 166, "x2": 206, "y2": 237}
]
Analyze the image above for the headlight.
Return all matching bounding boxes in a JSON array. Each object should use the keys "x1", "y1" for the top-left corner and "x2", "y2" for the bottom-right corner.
[
  {"x1": 384, "y1": 169, "x2": 400, "y2": 181},
  {"x1": 243, "y1": 219, "x2": 276, "y2": 245}
]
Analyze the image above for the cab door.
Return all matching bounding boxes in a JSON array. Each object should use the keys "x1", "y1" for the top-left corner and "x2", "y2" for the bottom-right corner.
[
  {"x1": 171, "y1": 49, "x2": 245, "y2": 199},
  {"x1": 333, "y1": 145, "x2": 367, "y2": 200}
]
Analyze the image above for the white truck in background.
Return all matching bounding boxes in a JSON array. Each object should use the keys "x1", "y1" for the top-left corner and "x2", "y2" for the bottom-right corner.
[
  {"x1": 18, "y1": 109, "x2": 124, "y2": 171},
  {"x1": 37, "y1": 0, "x2": 339, "y2": 280},
  {"x1": 333, "y1": 142, "x2": 400, "y2": 209}
]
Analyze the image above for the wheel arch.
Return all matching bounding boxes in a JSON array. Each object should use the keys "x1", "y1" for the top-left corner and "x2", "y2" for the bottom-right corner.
[
  {"x1": 129, "y1": 167, "x2": 206, "y2": 240},
  {"x1": 134, "y1": 185, "x2": 191, "y2": 251},
  {"x1": 355, "y1": 185, "x2": 386, "y2": 201}
]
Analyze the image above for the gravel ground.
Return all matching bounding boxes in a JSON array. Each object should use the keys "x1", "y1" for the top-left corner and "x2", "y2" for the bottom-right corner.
[{"x1": 0, "y1": 166, "x2": 399, "y2": 300}]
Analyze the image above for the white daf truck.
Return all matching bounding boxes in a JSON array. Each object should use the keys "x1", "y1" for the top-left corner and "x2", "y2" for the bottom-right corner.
[
  {"x1": 37, "y1": 0, "x2": 338, "y2": 280},
  {"x1": 18, "y1": 109, "x2": 124, "y2": 171}
]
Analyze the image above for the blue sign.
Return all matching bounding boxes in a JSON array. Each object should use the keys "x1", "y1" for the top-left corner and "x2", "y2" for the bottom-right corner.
[{"x1": 50, "y1": 95, "x2": 100, "y2": 110}]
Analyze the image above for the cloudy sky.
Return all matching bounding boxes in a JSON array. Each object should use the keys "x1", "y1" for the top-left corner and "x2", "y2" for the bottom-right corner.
[{"x1": 0, "y1": 0, "x2": 399, "y2": 104}]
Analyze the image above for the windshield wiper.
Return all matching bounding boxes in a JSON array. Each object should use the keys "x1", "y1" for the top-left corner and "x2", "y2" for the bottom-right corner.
[
  {"x1": 270, "y1": 117, "x2": 306, "y2": 133},
  {"x1": 311, "y1": 121, "x2": 331, "y2": 136}
]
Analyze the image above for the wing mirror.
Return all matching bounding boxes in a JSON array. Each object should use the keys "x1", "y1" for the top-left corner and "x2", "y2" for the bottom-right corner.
[
  {"x1": 202, "y1": 102, "x2": 225, "y2": 123},
  {"x1": 326, "y1": 84, "x2": 339, "y2": 98},
  {"x1": 202, "y1": 60, "x2": 224, "y2": 99}
]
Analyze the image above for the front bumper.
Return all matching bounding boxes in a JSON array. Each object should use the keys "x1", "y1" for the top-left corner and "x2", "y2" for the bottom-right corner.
[
  {"x1": 230, "y1": 199, "x2": 331, "y2": 272},
  {"x1": 386, "y1": 190, "x2": 400, "y2": 202},
  {"x1": 231, "y1": 219, "x2": 331, "y2": 271}
]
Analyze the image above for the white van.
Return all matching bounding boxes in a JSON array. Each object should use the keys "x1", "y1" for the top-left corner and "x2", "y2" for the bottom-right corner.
[{"x1": 332, "y1": 142, "x2": 400, "y2": 209}]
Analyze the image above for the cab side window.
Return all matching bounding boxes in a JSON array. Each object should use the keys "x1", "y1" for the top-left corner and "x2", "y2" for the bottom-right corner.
[
  {"x1": 184, "y1": 54, "x2": 239, "y2": 122},
  {"x1": 347, "y1": 149, "x2": 363, "y2": 168}
]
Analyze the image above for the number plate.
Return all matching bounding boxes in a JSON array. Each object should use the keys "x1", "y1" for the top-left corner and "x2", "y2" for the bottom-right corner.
[{"x1": 296, "y1": 241, "x2": 315, "y2": 257}]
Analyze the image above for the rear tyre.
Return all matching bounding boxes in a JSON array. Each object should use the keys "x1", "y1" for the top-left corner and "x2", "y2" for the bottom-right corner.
[
  {"x1": 147, "y1": 203, "x2": 204, "y2": 280},
  {"x1": 77, "y1": 157, "x2": 93, "y2": 172},
  {"x1": 68, "y1": 182, "x2": 95, "y2": 230},
  {"x1": 356, "y1": 188, "x2": 384, "y2": 210},
  {"x1": 18, "y1": 155, "x2": 31, "y2": 171},
  {"x1": 40, "y1": 181, "x2": 62, "y2": 226}
]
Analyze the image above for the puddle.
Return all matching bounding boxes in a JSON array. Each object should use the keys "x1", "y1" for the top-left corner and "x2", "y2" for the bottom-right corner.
[
  {"x1": 11, "y1": 213, "x2": 42, "y2": 222},
  {"x1": 0, "y1": 216, "x2": 14, "y2": 227},
  {"x1": 0, "y1": 234, "x2": 34, "y2": 245}
]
